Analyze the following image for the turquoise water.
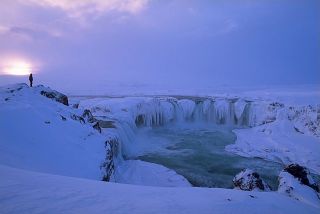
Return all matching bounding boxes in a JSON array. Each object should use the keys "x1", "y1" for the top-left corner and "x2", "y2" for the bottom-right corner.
[{"x1": 131, "y1": 124, "x2": 283, "y2": 189}]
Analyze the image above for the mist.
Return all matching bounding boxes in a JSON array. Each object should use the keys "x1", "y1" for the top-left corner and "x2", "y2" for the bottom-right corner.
[{"x1": 0, "y1": 0, "x2": 319, "y2": 94}]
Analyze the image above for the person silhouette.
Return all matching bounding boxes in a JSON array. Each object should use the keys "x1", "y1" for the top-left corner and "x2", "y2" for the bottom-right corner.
[{"x1": 29, "y1": 73, "x2": 33, "y2": 87}]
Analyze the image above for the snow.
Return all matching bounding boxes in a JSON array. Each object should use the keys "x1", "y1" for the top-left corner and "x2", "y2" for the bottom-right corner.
[
  {"x1": 226, "y1": 109, "x2": 320, "y2": 174},
  {"x1": 278, "y1": 171, "x2": 320, "y2": 208},
  {"x1": 115, "y1": 160, "x2": 191, "y2": 187},
  {"x1": 1, "y1": 83, "x2": 319, "y2": 213},
  {"x1": 0, "y1": 84, "x2": 106, "y2": 179},
  {"x1": 0, "y1": 84, "x2": 189, "y2": 187},
  {"x1": 1, "y1": 164, "x2": 319, "y2": 214},
  {"x1": 233, "y1": 169, "x2": 271, "y2": 191}
]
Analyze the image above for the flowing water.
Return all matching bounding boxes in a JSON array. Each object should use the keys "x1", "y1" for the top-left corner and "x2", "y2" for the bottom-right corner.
[{"x1": 126, "y1": 123, "x2": 283, "y2": 189}]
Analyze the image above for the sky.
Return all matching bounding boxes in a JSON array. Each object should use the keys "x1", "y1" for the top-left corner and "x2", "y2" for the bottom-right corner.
[{"x1": 0, "y1": 0, "x2": 319, "y2": 94}]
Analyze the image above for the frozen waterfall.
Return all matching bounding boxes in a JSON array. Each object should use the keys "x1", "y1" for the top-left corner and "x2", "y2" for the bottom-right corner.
[{"x1": 79, "y1": 96, "x2": 278, "y2": 130}]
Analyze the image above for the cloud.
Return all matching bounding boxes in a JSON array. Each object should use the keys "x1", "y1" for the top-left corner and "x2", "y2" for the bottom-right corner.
[
  {"x1": 0, "y1": 25, "x2": 64, "y2": 43},
  {"x1": 26, "y1": 0, "x2": 150, "y2": 18}
]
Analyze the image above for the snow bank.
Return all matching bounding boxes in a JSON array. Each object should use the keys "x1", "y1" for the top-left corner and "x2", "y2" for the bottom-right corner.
[
  {"x1": 226, "y1": 109, "x2": 320, "y2": 174},
  {"x1": 278, "y1": 171, "x2": 320, "y2": 208},
  {"x1": 1, "y1": 164, "x2": 319, "y2": 214},
  {"x1": 0, "y1": 84, "x2": 106, "y2": 179},
  {"x1": 115, "y1": 160, "x2": 191, "y2": 187}
]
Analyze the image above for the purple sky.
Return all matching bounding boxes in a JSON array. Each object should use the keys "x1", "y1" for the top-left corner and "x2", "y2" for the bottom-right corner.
[{"x1": 0, "y1": 0, "x2": 319, "y2": 93}]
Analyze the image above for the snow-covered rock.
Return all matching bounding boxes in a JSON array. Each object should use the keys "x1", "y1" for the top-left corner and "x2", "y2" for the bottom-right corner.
[
  {"x1": 278, "y1": 168, "x2": 320, "y2": 208},
  {"x1": 101, "y1": 139, "x2": 118, "y2": 182},
  {"x1": 226, "y1": 110, "x2": 320, "y2": 174},
  {"x1": 233, "y1": 169, "x2": 271, "y2": 191},
  {"x1": 283, "y1": 164, "x2": 319, "y2": 192},
  {"x1": 82, "y1": 109, "x2": 97, "y2": 123},
  {"x1": 288, "y1": 105, "x2": 320, "y2": 137},
  {"x1": 38, "y1": 85, "x2": 69, "y2": 106}
]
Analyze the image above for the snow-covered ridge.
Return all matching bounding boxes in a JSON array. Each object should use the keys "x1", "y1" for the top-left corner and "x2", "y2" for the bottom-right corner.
[{"x1": 0, "y1": 83, "x2": 190, "y2": 187}]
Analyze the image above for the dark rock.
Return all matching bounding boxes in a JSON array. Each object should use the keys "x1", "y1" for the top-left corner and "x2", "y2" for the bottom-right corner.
[
  {"x1": 278, "y1": 170, "x2": 320, "y2": 204},
  {"x1": 294, "y1": 127, "x2": 304, "y2": 134},
  {"x1": 72, "y1": 103, "x2": 79, "y2": 109},
  {"x1": 4, "y1": 97, "x2": 9, "y2": 101},
  {"x1": 233, "y1": 169, "x2": 271, "y2": 191},
  {"x1": 101, "y1": 139, "x2": 119, "y2": 182},
  {"x1": 82, "y1": 109, "x2": 97, "y2": 123},
  {"x1": 270, "y1": 102, "x2": 284, "y2": 108},
  {"x1": 93, "y1": 122, "x2": 102, "y2": 133},
  {"x1": 98, "y1": 120, "x2": 116, "y2": 128},
  {"x1": 283, "y1": 164, "x2": 319, "y2": 192},
  {"x1": 44, "y1": 121, "x2": 50, "y2": 124},
  {"x1": 70, "y1": 114, "x2": 85, "y2": 124},
  {"x1": 40, "y1": 90, "x2": 69, "y2": 106},
  {"x1": 60, "y1": 115, "x2": 67, "y2": 121}
]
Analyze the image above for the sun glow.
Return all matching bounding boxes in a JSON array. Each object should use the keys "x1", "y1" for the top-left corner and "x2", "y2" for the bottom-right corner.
[{"x1": 3, "y1": 60, "x2": 33, "y2": 76}]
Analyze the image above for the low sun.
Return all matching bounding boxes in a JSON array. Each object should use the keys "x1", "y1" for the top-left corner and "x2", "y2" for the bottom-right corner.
[{"x1": 3, "y1": 60, "x2": 32, "y2": 76}]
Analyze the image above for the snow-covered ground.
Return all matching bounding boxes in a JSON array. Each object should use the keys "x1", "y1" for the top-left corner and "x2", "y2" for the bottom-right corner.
[
  {"x1": 226, "y1": 112, "x2": 320, "y2": 174},
  {"x1": 0, "y1": 83, "x2": 319, "y2": 213},
  {"x1": 0, "y1": 84, "x2": 106, "y2": 180},
  {"x1": 1, "y1": 164, "x2": 319, "y2": 214}
]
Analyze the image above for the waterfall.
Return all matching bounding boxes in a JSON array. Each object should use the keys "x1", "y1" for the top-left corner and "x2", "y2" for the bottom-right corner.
[
  {"x1": 131, "y1": 97, "x2": 252, "y2": 127},
  {"x1": 78, "y1": 96, "x2": 281, "y2": 181},
  {"x1": 78, "y1": 96, "x2": 279, "y2": 157}
]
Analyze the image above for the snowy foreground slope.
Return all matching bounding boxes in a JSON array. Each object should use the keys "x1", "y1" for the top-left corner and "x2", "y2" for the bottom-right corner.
[
  {"x1": 0, "y1": 84, "x2": 105, "y2": 179},
  {"x1": 1, "y1": 165, "x2": 319, "y2": 214},
  {"x1": 0, "y1": 83, "x2": 320, "y2": 213}
]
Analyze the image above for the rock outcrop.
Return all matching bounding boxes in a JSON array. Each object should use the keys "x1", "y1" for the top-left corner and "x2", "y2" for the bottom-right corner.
[
  {"x1": 278, "y1": 164, "x2": 320, "y2": 206},
  {"x1": 93, "y1": 122, "x2": 102, "y2": 133},
  {"x1": 70, "y1": 114, "x2": 85, "y2": 124},
  {"x1": 283, "y1": 164, "x2": 319, "y2": 192},
  {"x1": 98, "y1": 120, "x2": 116, "y2": 128},
  {"x1": 39, "y1": 88, "x2": 69, "y2": 106},
  {"x1": 101, "y1": 139, "x2": 119, "y2": 182},
  {"x1": 82, "y1": 109, "x2": 97, "y2": 123},
  {"x1": 233, "y1": 169, "x2": 271, "y2": 191}
]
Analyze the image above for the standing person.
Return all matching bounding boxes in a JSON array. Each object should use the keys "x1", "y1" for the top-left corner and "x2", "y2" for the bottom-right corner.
[{"x1": 29, "y1": 73, "x2": 33, "y2": 87}]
